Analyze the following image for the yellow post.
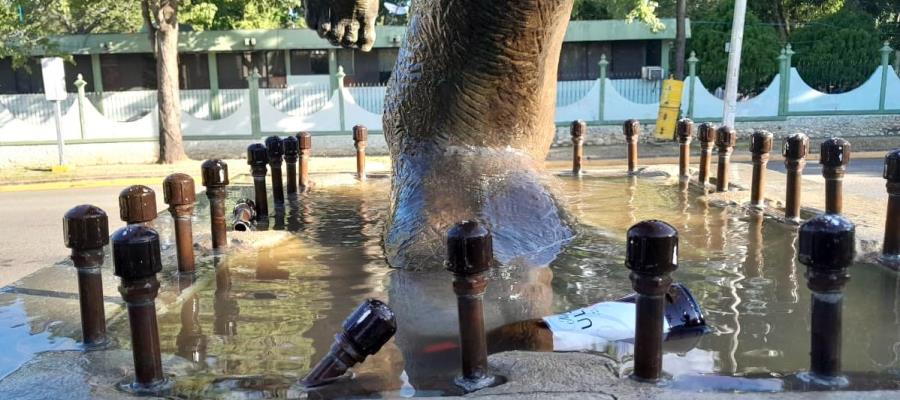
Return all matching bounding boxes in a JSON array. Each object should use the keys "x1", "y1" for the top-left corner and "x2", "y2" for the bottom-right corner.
[{"x1": 654, "y1": 79, "x2": 684, "y2": 141}]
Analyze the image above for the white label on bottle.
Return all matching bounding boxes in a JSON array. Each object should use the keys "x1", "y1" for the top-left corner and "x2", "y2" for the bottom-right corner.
[{"x1": 542, "y1": 302, "x2": 670, "y2": 351}]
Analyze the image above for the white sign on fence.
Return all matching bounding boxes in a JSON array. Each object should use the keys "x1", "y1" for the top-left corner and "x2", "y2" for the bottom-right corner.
[{"x1": 40, "y1": 57, "x2": 67, "y2": 101}]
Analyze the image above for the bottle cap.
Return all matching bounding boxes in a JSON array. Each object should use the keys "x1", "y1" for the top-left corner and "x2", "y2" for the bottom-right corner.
[
  {"x1": 749, "y1": 130, "x2": 773, "y2": 154},
  {"x1": 626, "y1": 220, "x2": 678, "y2": 275},
  {"x1": 162, "y1": 173, "x2": 196, "y2": 206},
  {"x1": 697, "y1": 123, "x2": 717, "y2": 143},
  {"x1": 571, "y1": 120, "x2": 587, "y2": 139},
  {"x1": 283, "y1": 136, "x2": 299, "y2": 161},
  {"x1": 118, "y1": 185, "x2": 157, "y2": 224},
  {"x1": 112, "y1": 225, "x2": 162, "y2": 280},
  {"x1": 885, "y1": 149, "x2": 900, "y2": 182},
  {"x1": 342, "y1": 299, "x2": 398, "y2": 355},
  {"x1": 623, "y1": 119, "x2": 640, "y2": 138},
  {"x1": 676, "y1": 118, "x2": 694, "y2": 143},
  {"x1": 247, "y1": 143, "x2": 269, "y2": 167},
  {"x1": 297, "y1": 132, "x2": 312, "y2": 150},
  {"x1": 63, "y1": 205, "x2": 110, "y2": 250},
  {"x1": 715, "y1": 126, "x2": 737, "y2": 148},
  {"x1": 798, "y1": 214, "x2": 855, "y2": 271},
  {"x1": 446, "y1": 221, "x2": 493, "y2": 275},
  {"x1": 201, "y1": 159, "x2": 229, "y2": 187},
  {"x1": 353, "y1": 125, "x2": 368, "y2": 142},
  {"x1": 819, "y1": 138, "x2": 851, "y2": 168},
  {"x1": 265, "y1": 136, "x2": 284, "y2": 161},
  {"x1": 782, "y1": 133, "x2": 810, "y2": 159}
]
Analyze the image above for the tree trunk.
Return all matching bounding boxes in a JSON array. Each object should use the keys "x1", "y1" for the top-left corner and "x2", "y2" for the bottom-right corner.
[
  {"x1": 674, "y1": 0, "x2": 687, "y2": 80},
  {"x1": 152, "y1": 1, "x2": 186, "y2": 164}
]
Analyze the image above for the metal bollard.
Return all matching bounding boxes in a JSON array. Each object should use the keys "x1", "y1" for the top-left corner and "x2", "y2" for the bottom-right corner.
[
  {"x1": 301, "y1": 299, "x2": 397, "y2": 387},
  {"x1": 283, "y1": 135, "x2": 299, "y2": 195},
  {"x1": 625, "y1": 220, "x2": 678, "y2": 382},
  {"x1": 447, "y1": 221, "x2": 498, "y2": 391},
  {"x1": 265, "y1": 136, "x2": 285, "y2": 205},
  {"x1": 232, "y1": 199, "x2": 257, "y2": 232},
  {"x1": 697, "y1": 123, "x2": 717, "y2": 187},
  {"x1": 112, "y1": 224, "x2": 170, "y2": 395},
  {"x1": 715, "y1": 126, "x2": 736, "y2": 192},
  {"x1": 119, "y1": 185, "x2": 157, "y2": 225},
  {"x1": 676, "y1": 118, "x2": 694, "y2": 180},
  {"x1": 623, "y1": 119, "x2": 640, "y2": 174},
  {"x1": 201, "y1": 159, "x2": 229, "y2": 249},
  {"x1": 783, "y1": 133, "x2": 810, "y2": 223},
  {"x1": 798, "y1": 214, "x2": 855, "y2": 384},
  {"x1": 63, "y1": 205, "x2": 110, "y2": 348},
  {"x1": 571, "y1": 120, "x2": 586, "y2": 175},
  {"x1": 883, "y1": 149, "x2": 900, "y2": 261},
  {"x1": 353, "y1": 125, "x2": 368, "y2": 180},
  {"x1": 297, "y1": 132, "x2": 312, "y2": 191},
  {"x1": 820, "y1": 138, "x2": 851, "y2": 214},
  {"x1": 162, "y1": 173, "x2": 196, "y2": 274},
  {"x1": 247, "y1": 143, "x2": 269, "y2": 220},
  {"x1": 749, "y1": 130, "x2": 774, "y2": 208}
]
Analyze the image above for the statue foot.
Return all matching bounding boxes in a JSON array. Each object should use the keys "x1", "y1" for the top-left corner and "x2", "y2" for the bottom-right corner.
[{"x1": 303, "y1": 0, "x2": 379, "y2": 50}]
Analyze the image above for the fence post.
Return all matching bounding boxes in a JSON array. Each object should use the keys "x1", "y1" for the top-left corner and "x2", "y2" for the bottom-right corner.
[
  {"x1": 879, "y1": 41, "x2": 893, "y2": 111},
  {"x1": 777, "y1": 49, "x2": 787, "y2": 117},
  {"x1": 74, "y1": 74, "x2": 87, "y2": 140},
  {"x1": 894, "y1": 50, "x2": 899, "y2": 76},
  {"x1": 247, "y1": 69, "x2": 262, "y2": 137},
  {"x1": 598, "y1": 55, "x2": 608, "y2": 123},
  {"x1": 784, "y1": 44, "x2": 794, "y2": 115},
  {"x1": 90, "y1": 53, "x2": 104, "y2": 113},
  {"x1": 336, "y1": 66, "x2": 346, "y2": 132},
  {"x1": 687, "y1": 52, "x2": 698, "y2": 119},
  {"x1": 661, "y1": 40, "x2": 673, "y2": 78},
  {"x1": 208, "y1": 52, "x2": 222, "y2": 119},
  {"x1": 328, "y1": 49, "x2": 338, "y2": 92}
]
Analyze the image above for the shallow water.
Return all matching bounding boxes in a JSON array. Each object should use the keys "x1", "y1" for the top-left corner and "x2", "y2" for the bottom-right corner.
[{"x1": 2, "y1": 173, "x2": 899, "y2": 397}]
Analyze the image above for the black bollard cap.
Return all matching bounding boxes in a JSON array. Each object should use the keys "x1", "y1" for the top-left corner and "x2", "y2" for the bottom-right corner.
[
  {"x1": 676, "y1": 118, "x2": 694, "y2": 143},
  {"x1": 265, "y1": 136, "x2": 284, "y2": 161},
  {"x1": 623, "y1": 119, "x2": 640, "y2": 138},
  {"x1": 446, "y1": 221, "x2": 493, "y2": 275},
  {"x1": 782, "y1": 133, "x2": 810, "y2": 160},
  {"x1": 697, "y1": 123, "x2": 717, "y2": 143},
  {"x1": 162, "y1": 173, "x2": 196, "y2": 206},
  {"x1": 63, "y1": 205, "x2": 110, "y2": 250},
  {"x1": 283, "y1": 136, "x2": 299, "y2": 161},
  {"x1": 749, "y1": 130, "x2": 774, "y2": 154},
  {"x1": 342, "y1": 299, "x2": 398, "y2": 355},
  {"x1": 353, "y1": 125, "x2": 368, "y2": 142},
  {"x1": 820, "y1": 138, "x2": 851, "y2": 168},
  {"x1": 118, "y1": 185, "x2": 157, "y2": 224},
  {"x1": 798, "y1": 214, "x2": 855, "y2": 271},
  {"x1": 201, "y1": 159, "x2": 229, "y2": 187},
  {"x1": 886, "y1": 149, "x2": 900, "y2": 182},
  {"x1": 297, "y1": 132, "x2": 312, "y2": 150},
  {"x1": 626, "y1": 220, "x2": 678, "y2": 275},
  {"x1": 571, "y1": 120, "x2": 587, "y2": 139},
  {"x1": 247, "y1": 143, "x2": 269, "y2": 167},
  {"x1": 715, "y1": 126, "x2": 737, "y2": 148},
  {"x1": 111, "y1": 225, "x2": 162, "y2": 280}
]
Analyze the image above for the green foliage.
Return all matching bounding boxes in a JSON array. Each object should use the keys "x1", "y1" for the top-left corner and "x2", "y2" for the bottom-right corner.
[
  {"x1": 688, "y1": 2, "x2": 782, "y2": 94},
  {"x1": 181, "y1": 0, "x2": 302, "y2": 31},
  {"x1": 571, "y1": 0, "x2": 611, "y2": 20},
  {"x1": 570, "y1": 0, "x2": 665, "y2": 31}
]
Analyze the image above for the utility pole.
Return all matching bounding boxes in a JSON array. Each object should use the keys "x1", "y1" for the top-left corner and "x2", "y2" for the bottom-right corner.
[
  {"x1": 722, "y1": 0, "x2": 747, "y2": 128},
  {"x1": 674, "y1": 0, "x2": 687, "y2": 80}
]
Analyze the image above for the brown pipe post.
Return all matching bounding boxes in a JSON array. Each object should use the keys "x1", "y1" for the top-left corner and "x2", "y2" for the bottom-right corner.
[
  {"x1": 201, "y1": 159, "x2": 229, "y2": 249},
  {"x1": 112, "y1": 224, "x2": 171, "y2": 395},
  {"x1": 265, "y1": 136, "x2": 285, "y2": 205},
  {"x1": 301, "y1": 299, "x2": 398, "y2": 387},
  {"x1": 232, "y1": 199, "x2": 257, "y2": 232},
  {"x1": 783, "y1": 133, "x2": 810, "y2": 223},
  {"x1": 447, "y1": 221, "x2": 497, "y2": 392},
  {"x1": 353, "y1": 125, "x2": 368, "y2": 180},
  {"x1": 715, "y1": 126, "x2": 736, "y2": 192},
  {"x1": 297, "y1": 132, "x2": 312, "y2": 191},
  {"x1": 697, "y1": 123, "x2": 717, "y2": 187},
  {"x1": 623, "y1": 119, "x2": 640, "y2": 174},
  {"x1": 625, "y1": 220, "x2": 678, "y2": 382},
  {"x1": 571, "y1": 120, "x2": 586, "y2": 175},
  {"x1": 162, "y1": 173, "x2": 196, "y2": 274},
  {"x1": 883, "y1": 149, "x2": 900, "y2": 260},
  {"x1": 283, "y1": 135, "x2": 299, "y2": 195},
  {"x1": 63, "y1": 205, "x2": 110, "y2": 348},
  {"x1": 119, "y1": 185, "x2": 157, "y2": 225},
  {"x1": 247, "y1": 143, "x2": 269, "y2": 220},
  {"x1": 820, "y1": 138, "x2": 851, "y2": 214},
  {"x1": 176, "y1": 293, "x2": 207, "y2": 365},
  {"x1": 676, "y1": 118, "x2": 694, "y2": 180},
  {"x1": 798, "y1": 214, "x2": 855, "y2": 384},
  {"x1": 749, "y1": 130, "x2": 774, "y2": 208}
]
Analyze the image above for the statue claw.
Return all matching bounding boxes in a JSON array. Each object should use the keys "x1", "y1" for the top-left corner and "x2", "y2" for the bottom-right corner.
[{"x1": 304, "y1": 0, "x2": 379, "y2": 51}]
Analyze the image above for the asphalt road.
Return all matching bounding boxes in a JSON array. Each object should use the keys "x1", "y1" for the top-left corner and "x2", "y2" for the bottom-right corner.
[{"x1": 0, "y1": 185, "x2": 163, "y2": 286}]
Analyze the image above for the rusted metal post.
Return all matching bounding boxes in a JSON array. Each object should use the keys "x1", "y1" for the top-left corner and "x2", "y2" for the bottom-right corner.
[
  {"x1": 447, "y1": 221, "x2": 497, "y2": 391},
  {"x1": 353, "y1": 125, "x2": 368, "y2": 180},
  {"x1": 715, "y1": 126, "x2": 736, "y2": 192},
  {"x1": 697, "y1": 123, "x2": 717, "y2": 187},
  {"x1": 820, "y1": 138, "x2": 851, "y2": 214},
  {"x1": 162, "y1": 173, "x2": 196, "y2": 274},
  {"x1": 623, "y1": 119, "x2": 640, "y2": 174},
  {"x1": 625, "y1": 220, "x2": 678, "y2": 382},
  {"x1": 301, "y1": 299, "x2": 397, "y2": 388},
  {"x1": 676, "y1": 118, "x2": 694, "y2": 179},
  {"x1": 883, "y1": 149, "x2": 900, "y2": 261},
  {"x1": 232, "y1": 199, "x2": 256, "y2": 232},
  {"x1": 112, "y1": 224, "x2": 170, "y2": 395},
  {"x1": 119, "y1": 185, "x2": 157, "y2": 225},
  {"x1": 63, "y1": 205, "x2": 110, "y2": 348},
  {"x1": 201, "y1": 159, "x2": 229, "y2": 249},
  {"x1": 783, "y1": 133, "x2": 810, "y2": 223},
  {"x1": 283, "y1": 135, "x2": 299, "y2": 195},
  {"x1": 571, "y1": 120, "x2": 586, "y2": 175},
  {"x1": 265, "y1": 135, "x2": 285, "y2": 205},
  {"x1": 798, "y1": 214, "x2": 855, "y2": 384},
  {"x1": 297, "y1": 132, "x2": 312, "y2": 191},
  {"x1": 247, "y1": 143, "x2": 269, "y2": 220},
  {"x1": 749, "y1": 130, "x2": 774, "y2": 208}
]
